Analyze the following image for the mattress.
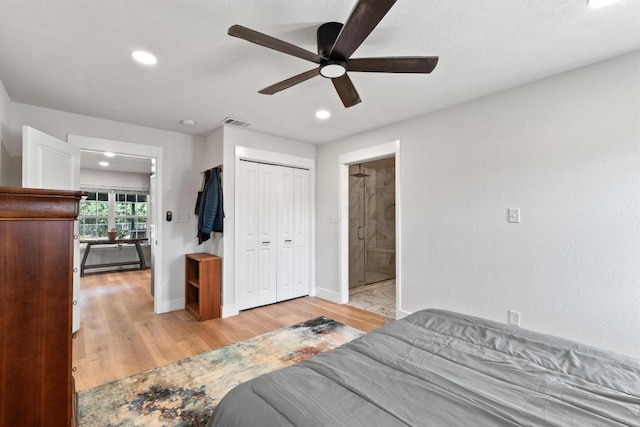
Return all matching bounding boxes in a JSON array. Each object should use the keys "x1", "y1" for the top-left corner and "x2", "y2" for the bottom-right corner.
[{"x1": 209, "y1": 309, "x2": 639, "y2": 427}]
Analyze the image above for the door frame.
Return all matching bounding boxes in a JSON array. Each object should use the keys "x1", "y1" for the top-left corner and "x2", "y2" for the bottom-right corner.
[
  {"x1": 338, "y1": 140, "x2": 402, "y2": 319},
  {"x1": 67, "y1": 135, "x2": 164, "y2": 315}
]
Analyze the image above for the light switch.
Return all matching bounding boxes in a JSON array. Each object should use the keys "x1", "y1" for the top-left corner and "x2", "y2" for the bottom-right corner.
[
  {"x1": 508, "y1": 208, "x2": 520, "y2": 223},
  {"x1": 329, "y1": 214, "x2": 338, "y2": 223}
]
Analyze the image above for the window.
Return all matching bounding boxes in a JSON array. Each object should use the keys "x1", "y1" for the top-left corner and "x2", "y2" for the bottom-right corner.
[
  {"x1": 79, "y1": 192, "x2": 109, "y2": 239},
  {"x1": 79, "y1": 191, "x2": 149, "y2": 241},
  {"x1": 115, "y1": 193, "x2": 148, "y2": 239}
]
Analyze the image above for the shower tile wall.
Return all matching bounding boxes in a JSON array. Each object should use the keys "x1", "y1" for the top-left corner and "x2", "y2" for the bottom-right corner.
[
  {"x1": 370, "y1": 166, "x2": 396, "y2": 276},
  {"x1": 349, "y1": 163, "x2": 396, "y2": 289}
]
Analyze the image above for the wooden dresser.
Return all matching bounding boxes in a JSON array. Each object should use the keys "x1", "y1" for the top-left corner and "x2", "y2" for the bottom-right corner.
[{"x1": 0, "y1": 187, "x2": 85, "y2": 427}]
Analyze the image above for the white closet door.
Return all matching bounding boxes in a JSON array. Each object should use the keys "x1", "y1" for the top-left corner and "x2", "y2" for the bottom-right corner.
[
  {"x1": 236, "y1": 161, "x2": 259, "y2": 310},
  {"x1": 257, "y1": 163, "x2": 278, "y2": 306},
  {"x1": 292, "y1": 168, "x2": 310, "y2": 298},
  {"x1": 276, "y1": 167, "x2": 294, "y2": 301}
]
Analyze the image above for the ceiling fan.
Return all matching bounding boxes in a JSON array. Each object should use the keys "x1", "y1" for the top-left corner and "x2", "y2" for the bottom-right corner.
[{"x1": 228, "y1": 0, "x2": 439, "y2": 108}]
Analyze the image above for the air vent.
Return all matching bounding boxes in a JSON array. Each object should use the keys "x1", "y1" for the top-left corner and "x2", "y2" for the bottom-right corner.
[{"x1": 221, "y1": 117, "x2": 253, "y2": 128}]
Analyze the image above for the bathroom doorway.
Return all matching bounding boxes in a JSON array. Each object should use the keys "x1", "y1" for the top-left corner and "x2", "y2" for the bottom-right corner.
[{"x1": 347, "y1": 156, "x2": 396, "y2": 318}]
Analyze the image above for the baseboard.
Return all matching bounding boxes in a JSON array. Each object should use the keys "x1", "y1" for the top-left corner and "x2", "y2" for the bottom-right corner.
[
  {"x1": 156, "y1": 297, "x2": 185, "y2": 314},
  {"x1": 396, "y1": 307, "x2": 412, "y2": 319},
  {"x1": 221, "y1": 304, "x2": 239, "y2": 318},
  {"x1": 315, "y1": 287, "x2": 342, "y2": 304}
]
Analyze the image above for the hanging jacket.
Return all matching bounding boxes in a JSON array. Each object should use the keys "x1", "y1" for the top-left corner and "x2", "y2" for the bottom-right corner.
[{"x1": 198, "y1": 167, "x2": 224, "y2": 243}]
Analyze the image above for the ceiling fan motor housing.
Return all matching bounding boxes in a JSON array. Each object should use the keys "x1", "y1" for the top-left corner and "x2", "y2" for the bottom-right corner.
[{"x1": 317, "y1": 22, "x2": 344, "y2": 58}]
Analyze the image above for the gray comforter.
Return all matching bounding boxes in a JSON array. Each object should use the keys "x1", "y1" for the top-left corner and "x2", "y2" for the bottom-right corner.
[{"x1": 210, "y1": 309, "x2": 640, "y2": 426}]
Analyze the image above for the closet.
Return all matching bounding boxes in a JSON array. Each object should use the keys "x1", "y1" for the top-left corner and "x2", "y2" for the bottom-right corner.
[{"x1": 236, "y1": 160, "x2": 310, "y2": 310}]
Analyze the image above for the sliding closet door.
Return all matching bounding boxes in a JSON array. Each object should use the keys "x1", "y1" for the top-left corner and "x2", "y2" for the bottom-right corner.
[
  {"x1": 292, "y1": 168, "x2": 310, "y2": 298},
  {"x1": 236, "y1": 160, "x2": 259, "y2": 310},
  {"x1": 256, "y1": 163, "x2": 278, "y2": 306},
  {"x1": 276, "y1": 167, "x2": 294, "y2": 301}
]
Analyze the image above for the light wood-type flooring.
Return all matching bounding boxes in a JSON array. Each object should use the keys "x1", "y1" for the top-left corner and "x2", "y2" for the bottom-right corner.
[{"x1": 72, "y1": 269, "x2": 387, "y2": 391}]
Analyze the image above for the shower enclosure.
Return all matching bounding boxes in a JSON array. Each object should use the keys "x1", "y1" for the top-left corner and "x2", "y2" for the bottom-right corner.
[{"x1": 348, "y1": 158, "x2": 396, "y2": 289}]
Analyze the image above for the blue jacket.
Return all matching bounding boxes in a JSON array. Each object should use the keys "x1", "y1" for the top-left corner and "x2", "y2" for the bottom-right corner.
[{"x1": 198, "y1": 167, "x2": 224, "y2": 243}]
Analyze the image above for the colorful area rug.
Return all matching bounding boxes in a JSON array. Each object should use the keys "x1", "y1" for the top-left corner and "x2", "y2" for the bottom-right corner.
[{"x1": 78, "y1": 317, "x2": 363, "y2": 427}]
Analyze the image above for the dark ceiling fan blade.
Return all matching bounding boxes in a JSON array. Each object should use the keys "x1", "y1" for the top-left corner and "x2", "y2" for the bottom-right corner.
[
  {"x1": 330, "y1": 0, "x2": 397, "y2": 60},
  {"x1": 258, "y1": 69, "x2": 320, "y2": 95},
  {"x1": 348, "y1": 56, "x2": 439, "y2": 73},
  {"x1": 228, "y1": 25, "x2": 321, "y2": 64},
  {"x1": 332, "y1": 74, "x2": 361, "y2": 108}
]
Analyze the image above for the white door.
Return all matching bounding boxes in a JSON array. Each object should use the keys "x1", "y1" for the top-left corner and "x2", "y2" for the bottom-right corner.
[
  {"x1": 237, "y1": 160, "x2": 259, "y2": 310},
  {"x1": 236, "y1": 161, "x2": 310, "y2": 311},
  {"x1": 149, "y1": 173, "x2": 156, "y2": 296},
  {"x1": 276, "y1": 167, "x2": 294, "y2": 301},
  {"x1": 22, "y1": 126, "x2": 82, "y2": 332},
  {"x1": 257, "y1": 163, "x2": 278, "y2": 306},
  {"x1": 292, "y1": 168, "x2": 310, "y2": 298}
]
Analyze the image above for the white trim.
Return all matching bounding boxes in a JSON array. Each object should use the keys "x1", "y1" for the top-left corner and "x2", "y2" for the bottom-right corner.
[
  {"x1": 315, "y1": 287, "x2": 341, "y2": 303},
  {"x1": 80, "y1": 184, "x2": 150, "y2": 193},
  {"x1": 338, "y1": 140, "x2": 401, "y2": 317},
  {"x1": 67, "y1": 135, "x2": 165, "y2": 314},
  {"x1": 159, "y1": 297, "x2": 185, "y2": 313},
  {"x1": 396, "y1": 308, "x2": 412, "y2": 319},
  {"x1": 235, "y1": 146, "x2": 315, "y2": 170},
  {"x1": 234, "y1": 146, "x2": 316, "y2": 311},
  {"x1": 221, "y1": 304, "x2": 240, "y2": 318}
]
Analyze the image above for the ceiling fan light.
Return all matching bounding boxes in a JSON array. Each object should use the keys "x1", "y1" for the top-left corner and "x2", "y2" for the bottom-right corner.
[{"x1": 320, "y1": 61, "x2": 347, "y2": 79}]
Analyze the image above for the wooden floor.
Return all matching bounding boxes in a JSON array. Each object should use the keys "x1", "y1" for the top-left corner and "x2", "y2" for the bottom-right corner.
[{"x1": 72, "y1": 270, "x2": 387, "y2": 391}]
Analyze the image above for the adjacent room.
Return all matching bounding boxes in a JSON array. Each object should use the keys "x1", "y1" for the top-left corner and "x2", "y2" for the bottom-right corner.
[{"x1": 0, "y1": 1, "x2": 638, "y2": 426}]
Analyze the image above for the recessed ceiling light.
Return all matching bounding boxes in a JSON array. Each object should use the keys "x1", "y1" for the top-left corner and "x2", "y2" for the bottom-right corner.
[
  {"x1": 99, "y1": 161, "x2": 109, "y2": 167},
  {"x1": 315, "y1": 110, "x2": 331, "y2": 120},
  {"x1": 587, "y1": 0, "x2": 620, "y2": 8},
  {"x1": 131, "y1": 50, "x2": 157, "y2": 65},
  {"x1": 104, "y1": 152, "x2": 116, "y2": 158},
  {"x1": 181, "y1": 119, "x2": 196, "y2": 126}
]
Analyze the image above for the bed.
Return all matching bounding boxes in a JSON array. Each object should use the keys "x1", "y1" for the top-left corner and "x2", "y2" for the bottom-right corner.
[{"x1": 209, "y1": 309, "x2": 639, "y2": 427}]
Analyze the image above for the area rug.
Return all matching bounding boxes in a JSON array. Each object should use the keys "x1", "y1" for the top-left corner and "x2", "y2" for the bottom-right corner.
[{"x1": 78, "y1": 317, "x2": 363, "y2": 427}]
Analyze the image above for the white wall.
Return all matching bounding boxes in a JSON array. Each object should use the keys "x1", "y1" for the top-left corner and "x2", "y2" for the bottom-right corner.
[
  {"x1": 316, "y1": 51, "x2": 640, "y2": 358},
  {"x1": 10, "y1": 103, "x2": 206, "y2": 312},
  {"x1": 80, "y1": 168, "x2": 150, "y2": 192},
  {"x1": 0, "y1": 77, "x2": 15, "y2": 186},
  {"x1": 220, "y1": 126, "x2": 316, "y2": 316},
  {"x1": 197, "y1": 127, "x2": 224, "y2": 257}
]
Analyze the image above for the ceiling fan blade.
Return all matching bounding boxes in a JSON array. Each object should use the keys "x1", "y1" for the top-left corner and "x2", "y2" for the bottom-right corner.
[
  {"x1": 332, "y1": 74, "x2": 361, "y2": 108},
  {"x1": 348, "y1": 56, "x2": 439, "y2": 73},
  {"x1": 330, "y1": 0, "x2": 397, "y2": 60},
  {"x1": 258, "y1": 69, "x2": 320, "y2": 95},
  {"x1": 228, "y1": 25, "x2": 321, "y2": 64}
]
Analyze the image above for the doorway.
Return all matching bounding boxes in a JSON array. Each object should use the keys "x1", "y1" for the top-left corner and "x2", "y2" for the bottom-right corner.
[
  {"x1": 68, "y1": 134, "x2": 164, "y2": 314},
  {"x1": 348, "y1": 157, "x2": 396, "y2": 287},
  {"x1": 77, "y1": 150, "x2": 154, "y2": 299},
  {"x1": 347, "y1": 157, "x2": 396, "y2": 318},
  {"x1": 338, "y1": 141, "x2": 401, "y2": 319}
]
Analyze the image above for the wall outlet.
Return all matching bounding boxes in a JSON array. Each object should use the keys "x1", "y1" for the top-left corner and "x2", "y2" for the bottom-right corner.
[
  {"x1": 176, "y1": 214, "x2": 188, "y2": 223},
  {"x1": 508, "y1": 310, "x2": 521, "y2": 327}
]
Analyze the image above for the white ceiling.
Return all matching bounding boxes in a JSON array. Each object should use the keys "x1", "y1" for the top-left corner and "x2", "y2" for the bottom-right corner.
[
  {"x1": 80, "y1": 150, "x2": 153, "y2": 174},
  {"x1": 0, "y1": 0, "x2": 638, "y2": 146}
]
